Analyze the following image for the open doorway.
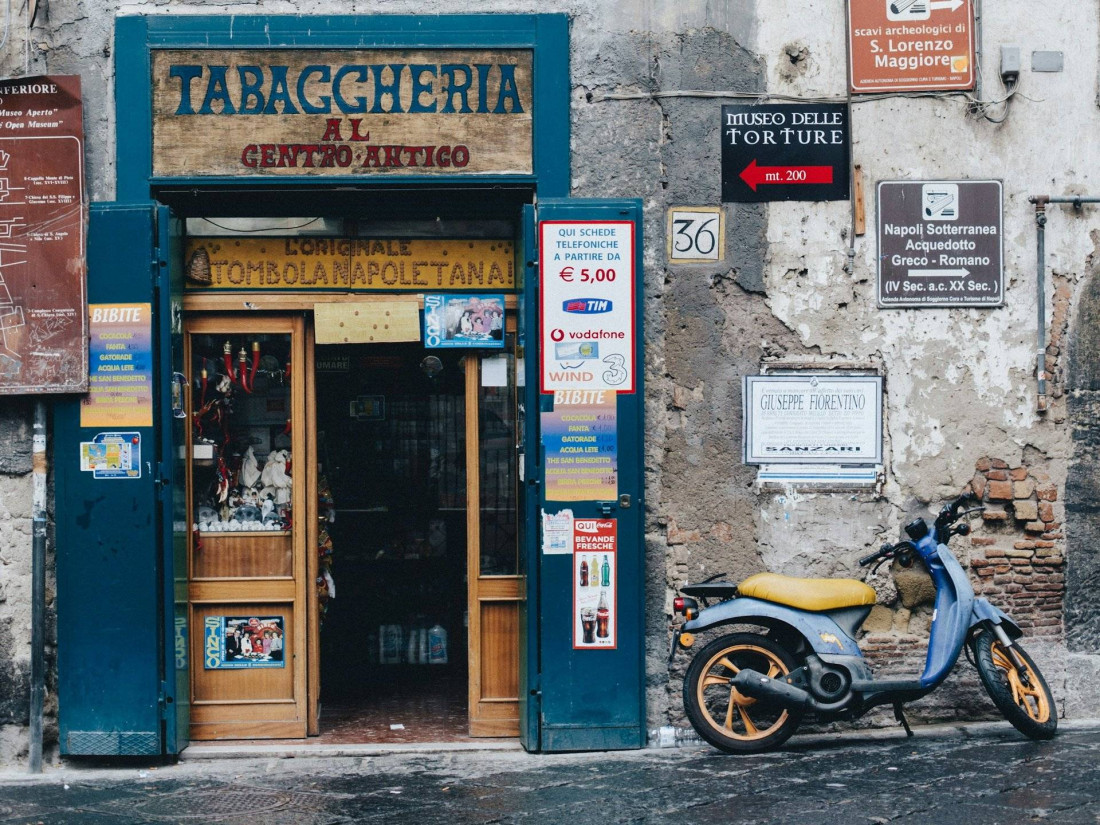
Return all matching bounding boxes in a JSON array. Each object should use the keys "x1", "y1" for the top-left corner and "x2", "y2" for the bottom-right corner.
[{"x1": 314, "y1": 343, "x2": 470, "y2": 742}]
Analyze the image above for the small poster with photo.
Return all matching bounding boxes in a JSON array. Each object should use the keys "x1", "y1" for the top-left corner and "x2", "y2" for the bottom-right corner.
[
  {"x1": 204, "y1": 615, "x2": 286, "y2": 669},
  {"x1": 423, "y1": 294, "x2": 505, "y2": 349}
]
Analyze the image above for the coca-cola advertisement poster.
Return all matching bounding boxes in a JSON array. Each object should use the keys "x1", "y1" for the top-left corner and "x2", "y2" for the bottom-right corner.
[{"x1": 573, "y1": 518, "x2": 617, "y2": 649}]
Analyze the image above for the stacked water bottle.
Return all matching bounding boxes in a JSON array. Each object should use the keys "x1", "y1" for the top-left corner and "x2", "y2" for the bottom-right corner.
[{"x1": 376, "y1": 620, "x2": 448, "y2": 665}]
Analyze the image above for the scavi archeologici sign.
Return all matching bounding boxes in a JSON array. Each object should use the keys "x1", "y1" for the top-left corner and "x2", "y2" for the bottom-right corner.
[{"x1": 743, "y1": 375, "x2": 883, "y2": 465}]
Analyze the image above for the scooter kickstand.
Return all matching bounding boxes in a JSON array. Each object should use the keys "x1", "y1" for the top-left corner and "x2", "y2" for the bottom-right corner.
[{"x1": 893, "y1": 703, "x2": 914, "y2": 737}]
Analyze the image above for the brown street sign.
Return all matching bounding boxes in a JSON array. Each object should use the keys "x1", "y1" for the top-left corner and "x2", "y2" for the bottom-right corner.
[
  {"x1": 877, "y1": 180, "x2": 1003, "y2": 308},
  {"x1": 0, "y1": 75, "x2": 87, "y2": 393},
  {"x1": 848, "y1": 0, "x2": 974, "y2": 93}
]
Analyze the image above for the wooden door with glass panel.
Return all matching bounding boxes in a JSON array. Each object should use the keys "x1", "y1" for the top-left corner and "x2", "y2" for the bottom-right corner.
[
  {"x1": 467, "y1": 351, "x2": 522, "y2": 736},
  {"x1": 186, "y1": 316, "x2": 307, "y2": 740}
]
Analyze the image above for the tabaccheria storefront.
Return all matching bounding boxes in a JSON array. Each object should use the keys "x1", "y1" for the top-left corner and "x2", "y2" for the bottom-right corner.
[{"x1": 54, "y1": 13, "x2": 646, "y2": 757}]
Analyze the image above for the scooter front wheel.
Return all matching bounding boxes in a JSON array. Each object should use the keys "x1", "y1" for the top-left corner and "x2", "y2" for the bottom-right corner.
[
  {"x1": 683, "y1": 632, "x2": 803, "y2": 754},
  {"x1": 971, "y1": 628, "x2": 1057, "y2": 740}
]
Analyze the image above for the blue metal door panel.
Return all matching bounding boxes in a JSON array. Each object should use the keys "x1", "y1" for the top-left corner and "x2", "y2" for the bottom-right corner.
[
  {"x1": 55, "y1": 203, "x2": 170, "y2": 756},
  {"x1": 534, "y1": 198, "x2": 645, "y2": 751},
  {"x1": 518, "y1": 204, "x2": 541, "y2": 751},
  {"x1": 156, "y1": 205, "x2": 189, "y2": 754}
]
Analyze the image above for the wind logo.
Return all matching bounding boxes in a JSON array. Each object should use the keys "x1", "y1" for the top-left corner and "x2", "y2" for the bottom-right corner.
[{"x1": 563, "y1": 299, "x2": 613, "y2": 314}]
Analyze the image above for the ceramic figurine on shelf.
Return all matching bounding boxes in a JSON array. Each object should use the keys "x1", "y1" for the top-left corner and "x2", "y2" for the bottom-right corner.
[
  {"x1": 260, "y1": 448, "x2": 292, "y2": 505},
  {"x1": 240, "y1": 446, "x2": 261, "y2": 488}
]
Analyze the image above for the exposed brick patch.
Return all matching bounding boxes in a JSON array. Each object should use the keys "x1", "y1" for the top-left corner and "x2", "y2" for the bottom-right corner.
[{"x1": 966, "y1": 458, "x2": 1065, "y2": 640}]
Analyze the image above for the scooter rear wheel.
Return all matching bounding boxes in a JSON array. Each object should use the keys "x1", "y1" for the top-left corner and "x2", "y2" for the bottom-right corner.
[
  {"x1": 683, "y1": 632, "x2": 803, "y2": 754},
  {"x1": 971, "y1": 629, "x2": 1057, "y2": 740}
]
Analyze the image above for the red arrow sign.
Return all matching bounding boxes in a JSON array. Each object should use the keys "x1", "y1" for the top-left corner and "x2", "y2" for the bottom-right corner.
[{"x1": 739, "y1": 159, "x2": 834, "y2": 192}]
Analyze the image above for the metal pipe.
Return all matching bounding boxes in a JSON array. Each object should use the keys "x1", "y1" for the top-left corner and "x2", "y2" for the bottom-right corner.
[
  {"x1": 1046, "y1": 196, "x2": 1100, "y2": 204},
  {"x1": 29, "y1": 400, "x2": 46, "y2": 773},
  {"x1": 1034, "y1": 202, "x2": 1048, "y2": 412},
  {"x1": 1027, "y1": 194, "x2": 1100, "y2": 411},
  {"x1": 973, "y1": 0, "x2": 983, "y2": 112}
]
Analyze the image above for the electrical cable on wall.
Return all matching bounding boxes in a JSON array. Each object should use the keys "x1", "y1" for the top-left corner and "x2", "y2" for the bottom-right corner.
[{"x1": 591, "y1": 86, "x2": 1029, "y2": 121}]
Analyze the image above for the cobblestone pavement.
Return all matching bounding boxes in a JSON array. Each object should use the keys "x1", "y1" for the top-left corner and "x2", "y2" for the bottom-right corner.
[{"x1": 0, "y1": 724, "x2": 1097, "y2": 824}]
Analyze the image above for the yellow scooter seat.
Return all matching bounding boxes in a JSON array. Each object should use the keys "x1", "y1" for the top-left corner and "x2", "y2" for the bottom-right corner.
[{"x1": 738, "y1": 572, "x2": 876, "y2": 612}]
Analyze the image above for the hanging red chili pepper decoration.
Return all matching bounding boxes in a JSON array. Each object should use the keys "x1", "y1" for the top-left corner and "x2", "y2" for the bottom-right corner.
[
  {"x1": 237, "y1": 346, "x2": 251, "y2": 393},
  {"x1": 215, "y1": 454, "x2": 231, "y2": 503},
  {"x1": 222, "y1": 340, "x2": 235, "y2": 382}
]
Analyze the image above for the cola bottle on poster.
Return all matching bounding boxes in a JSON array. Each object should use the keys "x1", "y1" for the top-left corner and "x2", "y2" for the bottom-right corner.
[{"x1": 596, "y1": 590, "x2": 610, "y2": 639}]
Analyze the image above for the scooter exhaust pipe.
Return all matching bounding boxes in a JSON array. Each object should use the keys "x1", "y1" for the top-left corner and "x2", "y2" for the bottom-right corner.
[{"x1": 731, "y1": 668, "x2": 813, "y2": 709}]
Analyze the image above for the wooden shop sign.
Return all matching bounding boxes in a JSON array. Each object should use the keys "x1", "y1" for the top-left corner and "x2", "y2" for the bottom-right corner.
[
  {"x1": 185, "y1": 237, "x2": 515, "y2": 291},
  {"x1": 152, "y1": 49, "x2": 533, "y2": 178}
]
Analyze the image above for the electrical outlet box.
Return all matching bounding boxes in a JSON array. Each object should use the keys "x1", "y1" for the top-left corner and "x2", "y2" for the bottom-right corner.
[{"x1": 1000, "y1": 46, "x2": 1021, "y2": 82}]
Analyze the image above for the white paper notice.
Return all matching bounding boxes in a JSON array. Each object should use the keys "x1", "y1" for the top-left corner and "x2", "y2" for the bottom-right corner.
[
  {"x1": 481, "y1": 355, "x2": 508, "y2": 387},
  {"x1": 541, "y1": 509, "x2": 575, "y2": 554}
]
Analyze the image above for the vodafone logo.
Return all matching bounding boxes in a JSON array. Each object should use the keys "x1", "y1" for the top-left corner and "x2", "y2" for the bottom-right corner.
[{"x1": 550, "y1": 328, "x2": 564, "y2": 342}]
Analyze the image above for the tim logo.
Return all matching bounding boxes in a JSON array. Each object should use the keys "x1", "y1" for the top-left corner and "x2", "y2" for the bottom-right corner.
[
  {"x1": 563, "y1": 299, "x2": 613, "y2": 314},
  {"x1": 575, "y1": 520, "x2": 613, "y2": 532}
]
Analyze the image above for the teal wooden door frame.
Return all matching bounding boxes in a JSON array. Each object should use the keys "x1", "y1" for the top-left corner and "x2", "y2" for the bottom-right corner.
[
  {"x1": 56, "y1": 203, "x2": 187, "y2": 756},
  {"x1": 532, "y1": 198, "x2": 646, "y2": 752}
]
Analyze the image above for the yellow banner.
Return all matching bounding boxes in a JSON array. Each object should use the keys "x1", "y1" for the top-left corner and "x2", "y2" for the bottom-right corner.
[{"x1": 185, "y1": 237, "x2": 515, "y2": 291}]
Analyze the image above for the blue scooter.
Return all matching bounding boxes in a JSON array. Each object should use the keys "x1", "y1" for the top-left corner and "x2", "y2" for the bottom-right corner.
[{"x1": 671, "y1": 495, "x2": 1057, "y2": 753}]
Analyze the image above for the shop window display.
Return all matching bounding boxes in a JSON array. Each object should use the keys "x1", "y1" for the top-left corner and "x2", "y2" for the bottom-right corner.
[{"x1": 190, "y1": 333, "x2": 294, "y2": 533}]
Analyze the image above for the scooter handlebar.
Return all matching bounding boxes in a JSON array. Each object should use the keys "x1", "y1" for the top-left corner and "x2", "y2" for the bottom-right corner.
[
  {"x1": 859, "y1": 540, "x2": 920, "y2": 568},
  {"x1": 859, "y1": 544, "x2": 893, "y2": 567}
]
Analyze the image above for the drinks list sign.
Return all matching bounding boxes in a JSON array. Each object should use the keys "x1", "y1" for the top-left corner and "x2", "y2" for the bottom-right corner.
[
  {"x1": 0, "y1": 75, "x2": 86, "y2": 393},
  {"x1": 541, "y1": 390, "x2": 618, "y2": 502}
]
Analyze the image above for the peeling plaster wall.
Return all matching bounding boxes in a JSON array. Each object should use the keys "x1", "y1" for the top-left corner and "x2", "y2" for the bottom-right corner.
[
  {"x1": 1, "y1": 0, "x2": 1099, "y2": 763},
  {"x1": 754, "y1": 0, "x2": 1100, "y2": 724}
]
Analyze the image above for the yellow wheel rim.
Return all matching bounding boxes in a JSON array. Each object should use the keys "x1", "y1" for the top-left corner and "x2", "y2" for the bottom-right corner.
[
  {"x1": 991, "y1": 641, "x2": 1051, "y2": 724},
  {"x1": 696, "y1": 644, "x2": 791, "y2": 741}
]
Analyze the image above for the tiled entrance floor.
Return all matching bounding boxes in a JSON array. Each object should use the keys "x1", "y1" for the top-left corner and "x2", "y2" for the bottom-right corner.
[{"x1": 197, "y1": 672, "x2": 476, "y2": 746}]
